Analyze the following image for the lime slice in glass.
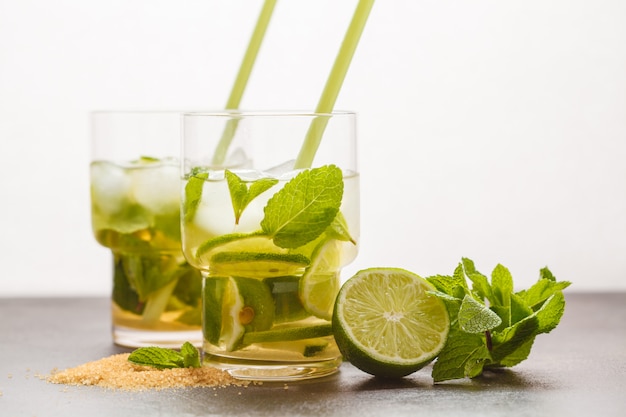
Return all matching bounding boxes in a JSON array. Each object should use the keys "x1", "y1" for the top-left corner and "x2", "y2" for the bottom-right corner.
[
  {"x1": 299, "y1": 239, "x2": 342, "y2": 320},
  {"x1": 209, "y1": 252, "x2": 310, "y2": 279},
  {"x1": 241, "y1": 324, "x2": 333, "y2": 344},
  {"x1": 203, "y1": 276, "x2": 275, "y2": 351},
  {"x1": 196, "y1": 233, "x2": 283, "y2": 264},
  {"x1": 332, "y1": 268, "x2": 450, "y2": 378},
  {"x1": 265, "y1": 275, "x2": 309, "y2": 323}
]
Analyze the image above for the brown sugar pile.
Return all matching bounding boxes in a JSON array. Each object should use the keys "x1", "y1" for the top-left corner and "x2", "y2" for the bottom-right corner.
[{"x1": 47, "y1": 353, "x2": 249, "y2": 391}]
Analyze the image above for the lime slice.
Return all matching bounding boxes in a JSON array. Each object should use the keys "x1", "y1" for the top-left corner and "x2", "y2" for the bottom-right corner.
[
  {"x1": 210, "y1": 252, "x2": 310, "y2": 279},
  {"x1": 203, "y1": 276, "x2": 275, "y2": 351},
  {"x1": 196, "y1": 232, "x2": 282, "y2": 263},
  {"x1": 299, "y1": 239, "x2": 342, "y2": 320},
  {"x1": 332, "y1": 268, "x2": 450, "y2": 378},
  {"x1": 254, "y1": 338, "x2": 330, "y2": 358},
  {"x1": 241, "y1": 324, "x2": 333, "y2": 344},
  {"x1": 265, "y1": 275, "x2": 309, "y2": 323}
]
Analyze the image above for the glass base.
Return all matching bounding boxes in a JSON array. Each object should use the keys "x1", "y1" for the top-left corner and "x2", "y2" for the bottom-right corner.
[
  {"x1": 203, "y1": 355, "x2": 342, "y2": 381},
  {"x1": 113, "y1": 325, "x2": 202, "y2": 349}
]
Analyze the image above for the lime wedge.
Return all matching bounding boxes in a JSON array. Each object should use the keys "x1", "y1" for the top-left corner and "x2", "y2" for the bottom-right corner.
[
  {"x1": 203, "y1": 276, "x2": 275, "y2": 351},
  {"x1": 332, "y1": 268, "x2": 450, "y2": 378},
  {"x1": 299, "y1": 239, "x2": 342, "y2": 320},
  {"x1": 209, "y1": 252, "x2": 310, "y2": 279}
]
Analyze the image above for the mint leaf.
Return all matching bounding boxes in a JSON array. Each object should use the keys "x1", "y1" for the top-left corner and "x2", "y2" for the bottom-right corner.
[
  {"x1": 184, "y1": 170, "x2": 208, "y2": 222},
  {"x1": 325, "y1": 211, "x2": 356, "y2": 244},
  {"x1": 427, "y1": 274, "x2": 462, "y2": 297},
  {"x1": 427, "y1": 263, "x2": 469, "y2": 300},
  {"x1": 490, "y1": 315, "x2": 539, "y2": 365},
  {"x1": 490, "y1": 264, "x2": 513, "y2": 308},
  {"x1": 121, "y1": 253, "x2": 182, "y2": 301},
  {"x1": 534, "y1": 291, "x2": 567, "y2": 334},
  {"x1": 128, "y1": 347, "x2": 185, "y2": 369},
  {"x1": 458, "y1": 295, "x2": 502, "y2": 334},
  {"x1": 225, "y1": 170, "x2": 278, "y2": 225},
  {"x1": 462, "y1": 258, "x2": 491, "y2": 302},
  {"x1": 128, "y1": 342, "x2": 201, "y2": 369},
  {"x1": 181, "y1": 341, "x2": 201, "y2": 368},
  {"x1": 112, "y1": 253, "x2": 143, "y2": 314},
  {"x1": 432, "y1": 328, "x2": 491, "y2": 382},
  {"x1": 518, "y1": 273, "x2": 571, "y2": 311},
  {"x1": 261, "y1": 165, "x2": 343, "y2": 249},
  {"x1": 510, "y1": 292, "x2": 533, "y2": 325},
  {"x1": 492, "y1": 335, "x2": 535, "y2": 368}
]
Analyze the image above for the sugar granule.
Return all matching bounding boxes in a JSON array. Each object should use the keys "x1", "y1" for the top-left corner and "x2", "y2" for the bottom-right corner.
[{"x1": 47, "y1": 353, "x2": 248, "y2": 391}]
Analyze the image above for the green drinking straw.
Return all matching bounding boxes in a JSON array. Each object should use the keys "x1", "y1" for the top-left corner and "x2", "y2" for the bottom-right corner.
[
  {"x1": 294, "y1": 0, "x2": 375, "y2": 169},
  {"x1": 212, "y1": 0, "x2": 278, "y2": 166}
]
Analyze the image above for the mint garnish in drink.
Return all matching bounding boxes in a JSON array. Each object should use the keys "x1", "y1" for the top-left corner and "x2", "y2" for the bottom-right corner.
[
  {"x1": 427, "y1": 258, "x2": 571, "y2": 382},
  {"x1": 184, "y1": 169, "x2": 209, "y2": 223},
  {"x1": 261, "y1": 164, "x2": 343, "y2": 249},
  {"x1": 128, "y1": 342, "x2": 201, "y2": 369},
  {"x1": 200, "y1": 164, "x2": 345, "y2": 258},
  {"x1": 225, "y1": 170, "x2": 278, "y2": 224}
]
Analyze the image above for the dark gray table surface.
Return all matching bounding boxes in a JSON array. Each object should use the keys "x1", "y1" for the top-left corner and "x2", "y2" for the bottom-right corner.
[{"x1": 1, "y1": 292, "x2": 625, "y2": 417}]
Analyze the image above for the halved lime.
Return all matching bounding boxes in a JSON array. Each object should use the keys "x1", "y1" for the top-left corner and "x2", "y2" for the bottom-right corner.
[
  {"x1": 203, "y1": 276, "x2": 275, "y2": 351},
  {"x1": 299, "y1": 239, "x2": 342, "y2": 320},
  {"x1": 209, "y1": 252, "x2": 310, "y2": 279},
  {"x1": 332, "y1": 268, "x2": 450, "y2": 378}
]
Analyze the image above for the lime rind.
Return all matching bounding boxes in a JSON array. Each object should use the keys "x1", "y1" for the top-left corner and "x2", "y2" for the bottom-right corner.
[
  {"x1": 209, "y1": 251, "x2": 310, "y2": 279},
  {"x1": 265, "y1": 275, "x2": 309, "y2": 323},
  {"x1": 220, "y1": 278, "x2": 246, "y2": 351},
  {"x1": 203, "y1": 276, "x2": 275, "y2": 351},
  {"x1": 241, "y1": 324, "x2": 333, "y2": 345},
  {"x1": 332, "y1": 267, "x2": 450, "y2": 378},
  {"x1": 195, "y1": 231, "x2": 275, "y2": 260},
  {"x1": 299, "y1": 239, "x2": 342, "y2": 320}
]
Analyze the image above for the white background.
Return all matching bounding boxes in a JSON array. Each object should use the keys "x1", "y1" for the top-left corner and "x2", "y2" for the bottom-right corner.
[{"x1": 1, "y1": 0, "x2": 625, "y2": 296}]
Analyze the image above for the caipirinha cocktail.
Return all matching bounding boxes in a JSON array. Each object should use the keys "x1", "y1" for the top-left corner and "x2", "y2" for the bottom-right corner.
[
  {"x1": 182, "y1": 163, "x2": 359, "y2": 378},
  {"x1": 91, "y1": 156, "x2": 202, "y2": 346}
]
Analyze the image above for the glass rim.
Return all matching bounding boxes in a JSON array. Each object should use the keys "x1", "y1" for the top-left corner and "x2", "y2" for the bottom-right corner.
[
  {"x1": 181, "y1": 110, "x2": 356, "y2": 118},
  {"x1": 90, "y1": 110, "x2": 203, "y2": 116}
]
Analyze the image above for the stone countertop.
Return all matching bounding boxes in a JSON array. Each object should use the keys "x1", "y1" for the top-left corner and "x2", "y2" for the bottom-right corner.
[{"x1": 1, "y1": 292, "x2": 625, "y2": 417}]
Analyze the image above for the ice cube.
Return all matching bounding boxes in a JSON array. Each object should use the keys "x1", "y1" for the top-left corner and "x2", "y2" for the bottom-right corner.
[
  {"x1": 90, "y1": 161, "x2": 133, "y2": 215},
  {"x1": 224, "y1": 147, "x2": 251, "y2": 169},
  {"x1": 263, "y1": 159, "x2": 295, "y2": 178},
  {"x1": 232, "y1": 169, "x2": 266, "y2": 182},
  {"x1": 132, "y1": 163, "x2": 180, "y2": 215},
  {"x1": 192, "y1": 180, "x2": 237, "y2": 235}
]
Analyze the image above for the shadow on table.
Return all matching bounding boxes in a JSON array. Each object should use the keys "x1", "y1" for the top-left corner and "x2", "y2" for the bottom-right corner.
[{"x1": 352, "y1": 367, "x2": 553, "y2": 393}]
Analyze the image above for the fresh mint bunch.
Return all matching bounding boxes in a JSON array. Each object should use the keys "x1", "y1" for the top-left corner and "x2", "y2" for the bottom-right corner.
[
  {"x1": 128, "y1": 342, "x2": 201, "y2": 370},
  {"x1": 427, "y1": 258, "x2": 570, "y2": 382}
]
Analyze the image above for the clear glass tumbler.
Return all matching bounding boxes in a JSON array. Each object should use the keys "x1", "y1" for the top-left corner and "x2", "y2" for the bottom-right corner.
[
  {"x1": 90, "y1": 111, "x2": 202, "y2": 348},
  {"x1": 181, "y1": 111, "x2": 360, "y2": 380}
]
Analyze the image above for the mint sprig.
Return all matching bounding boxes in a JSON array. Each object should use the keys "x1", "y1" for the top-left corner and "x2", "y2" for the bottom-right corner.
[
  {"x1": 428, "y1": 258, "x2": 570, "y2": 382},
  {"x1": 184, "y1": 169, "x2": 209, "y2": 223},
  {"x1": 261, "y1": 164, "x2": 343, "y2": 249},
  {"x1": 128, "y1": 342, "x2": 201, "y2": 370},
  {"x1": 225, "y1": 170, "x2": 278, "y2": 225}
]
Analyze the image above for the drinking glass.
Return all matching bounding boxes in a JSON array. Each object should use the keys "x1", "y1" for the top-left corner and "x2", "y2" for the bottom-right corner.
[
  {"x1": 181, "y1": 111, "x2": 360, "y2": 380},
  {"x1": 90, "y1": 111, "x2": 202, "y2": 348}
]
